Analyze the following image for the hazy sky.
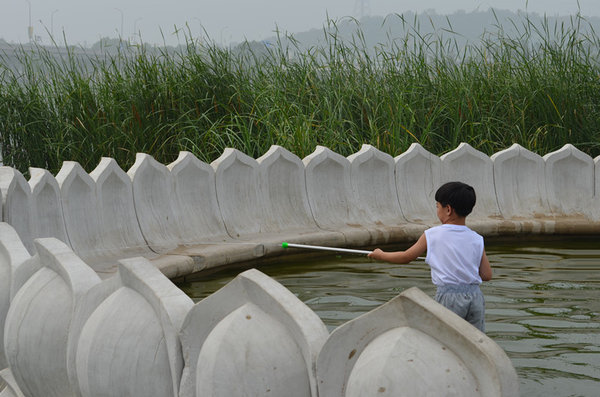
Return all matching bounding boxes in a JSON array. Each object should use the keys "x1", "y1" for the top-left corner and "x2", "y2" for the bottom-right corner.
[{"x1": 2, "y1": 0, "x2": 600, "y2": 46}]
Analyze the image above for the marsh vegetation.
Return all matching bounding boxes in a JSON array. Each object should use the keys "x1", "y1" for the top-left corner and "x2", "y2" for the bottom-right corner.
[{"x1": 1, "y1": 13, "x2": 600, "y2": 174}]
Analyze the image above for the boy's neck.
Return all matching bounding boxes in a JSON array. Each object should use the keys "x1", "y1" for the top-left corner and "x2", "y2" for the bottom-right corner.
[{"x1": 443, "y1": 216, "x2": 466, "y2": 226}]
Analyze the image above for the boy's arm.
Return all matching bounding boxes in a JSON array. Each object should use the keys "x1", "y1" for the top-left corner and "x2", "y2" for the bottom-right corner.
[
  {"x1": 479, "y1": 250, "x2": 492, "y2": 281},
  {"x1": 368, "y1": 233, "x2": 427, "y2": 264}
]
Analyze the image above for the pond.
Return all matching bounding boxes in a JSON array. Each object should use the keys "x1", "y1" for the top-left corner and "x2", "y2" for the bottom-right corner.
[{"x1": 177, "y1": 236, "x2": 600, "y2": 397}]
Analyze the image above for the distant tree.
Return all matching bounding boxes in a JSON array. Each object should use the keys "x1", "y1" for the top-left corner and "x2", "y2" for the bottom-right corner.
[{"x1": 90, "y1": 37, "x2": 127, "y2": 52}]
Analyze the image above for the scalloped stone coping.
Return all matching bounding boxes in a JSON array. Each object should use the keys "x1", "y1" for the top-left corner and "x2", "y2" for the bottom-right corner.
[
  {"x1": 0, "y1": 143, "x2": 598, "y2": 281},
  {"x1": 0, "y1": 229, "x2": 519, "y2": 396}
]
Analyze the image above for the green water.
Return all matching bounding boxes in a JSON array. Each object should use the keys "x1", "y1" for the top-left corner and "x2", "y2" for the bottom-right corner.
[{"x1": 177, "y1": 237, "x2": 600, "y2": 397}]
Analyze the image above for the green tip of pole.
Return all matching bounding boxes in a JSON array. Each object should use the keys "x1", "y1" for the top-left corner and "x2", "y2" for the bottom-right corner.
[{"x1": 282, "y1": 242, "x2": 289, "y2": 249}]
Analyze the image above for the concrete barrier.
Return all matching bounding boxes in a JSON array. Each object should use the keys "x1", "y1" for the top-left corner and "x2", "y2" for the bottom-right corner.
[
  {"x1": 1, "y1": 229, "x2": 520, "y2": 397},
  {"x1": 257, "y1": 145, "x2": 318, "y2": 233},
  {"x1": 491, "y1": 144, "x2": 551, "y2": 219},
  {"x1": 128, "y1": 153, "x2": 181, "y2": 254},
  {"x1": 212, "y1": 148, "x2": 264, "y2": 238},
  {"x1": 90, "y1": 157, "x2": 156, "y2": 273},
  {"x1": 0, "y1": 224, "x2": 31, "y2": 371},
  {"x1": 75, "y1": 257, "x2": 193, "y2": 397},
  {"x1": 28, "y1": 168, "x2": 69, "y2": 245},
  {"x1": 55, "y1": 161, "x2": 105, "y2": 265},
  {"x1": 348, "y1": 144, "x2": 403, "y2": 225},
  {"x1": 0, "y1": 368, "x2": 24, "y2": 397},
  {"x1": 543, "y1": 144, "x2": 595, "y2": 217},
  {"x1": 256, "y1": 145, "x2": 346, "y2": 250},
  {"x1": 0, "y1": 167, "x2": 33, "y2": 253},
  {"x1": 0, "y1": 143, "x2": 599, "y2": 277},
  {"x1": 316, "y1": 287, "x2": 518, "y2": 397},
  {"x1": 6, "y1": 143, "x2": 600, "y2": 396},
  {"x1": 3, "y1": 238, "x2": 100, "y2": 397},
  {"x1": 179, "y1": 268, "x2": 328, "y2": 397},
  {"x1": 440, "y1": 143, "x2": 501, "y2": 219},
  {"x1": 303, "y1": 146, "x2": 372, "y2": 246},
  {"x1": 394, "y1": 143, "x2": 441, "y2": 224},
  {"x1": 167, "y1": 151, "x2": 228, "y2": 244}
]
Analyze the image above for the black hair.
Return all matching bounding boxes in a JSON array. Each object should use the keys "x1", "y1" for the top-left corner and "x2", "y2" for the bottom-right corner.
[{"x1": 435, "y1": 181, "x2": 476, "y2": 217}]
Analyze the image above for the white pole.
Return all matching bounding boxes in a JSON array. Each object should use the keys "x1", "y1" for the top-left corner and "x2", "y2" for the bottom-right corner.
[
  {"x1": 282, "y1": 242, "x2": 372, "y2": 255},
  {"x1": 281, "y1": 242, "x2": 425, "y2": 260}
]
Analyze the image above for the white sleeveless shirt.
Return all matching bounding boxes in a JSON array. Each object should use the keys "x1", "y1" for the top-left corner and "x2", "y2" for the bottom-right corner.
[{"x1": 424, "y1": 224, "x2": 484, "y2": 286}]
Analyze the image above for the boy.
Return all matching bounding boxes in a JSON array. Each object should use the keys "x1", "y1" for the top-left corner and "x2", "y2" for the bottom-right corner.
[{"x1": 368, "y1": 181, "x2": 492, "y2": 332}]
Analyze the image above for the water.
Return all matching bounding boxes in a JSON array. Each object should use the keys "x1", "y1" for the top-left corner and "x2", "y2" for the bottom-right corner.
[{"x1": 177, "y1": 237, "x2": 600, "y2": 397}]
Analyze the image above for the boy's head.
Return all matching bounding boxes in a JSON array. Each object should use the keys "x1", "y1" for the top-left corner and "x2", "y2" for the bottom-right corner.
[{"x1": 435, "y1": 181, "x2": 476, "y2": 217}]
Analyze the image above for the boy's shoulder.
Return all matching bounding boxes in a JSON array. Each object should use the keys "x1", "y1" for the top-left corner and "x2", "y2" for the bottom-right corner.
[{"x1": 426, "y1": 224, "x2": 481, "y2": 237}]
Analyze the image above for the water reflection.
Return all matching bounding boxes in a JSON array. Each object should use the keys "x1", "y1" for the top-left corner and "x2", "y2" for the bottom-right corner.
[{"x1": 178, "y1": 237, "x2": 600, "y2": 397}]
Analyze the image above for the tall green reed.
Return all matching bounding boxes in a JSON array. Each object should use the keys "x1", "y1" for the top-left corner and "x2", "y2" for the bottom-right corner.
[{"x1": 1, "y1": 13, "x2": 599, "y2": 175}]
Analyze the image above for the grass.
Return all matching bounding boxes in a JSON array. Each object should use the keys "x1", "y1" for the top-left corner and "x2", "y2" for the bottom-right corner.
[{"x1": 1, "y1": 13, "x2": 600, "y2": 175}]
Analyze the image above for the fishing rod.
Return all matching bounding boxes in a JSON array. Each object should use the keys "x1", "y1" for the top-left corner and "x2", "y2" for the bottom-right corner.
[
  {"x1": 281, "y1": 242, "x2": 425, "y2": 260},
  {"x1": 281, "y1": 242, "x2": 372, "y2": 255}
]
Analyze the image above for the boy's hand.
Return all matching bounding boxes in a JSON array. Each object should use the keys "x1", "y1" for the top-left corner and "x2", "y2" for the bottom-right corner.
[{"x1": 368, "y1": 248, "x2": 385, "y2": 260}]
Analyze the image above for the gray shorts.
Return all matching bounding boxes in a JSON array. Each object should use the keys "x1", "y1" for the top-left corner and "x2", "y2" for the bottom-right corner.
[{"x1": 434, "y1": 284, "x2": 485, "y2": 332}]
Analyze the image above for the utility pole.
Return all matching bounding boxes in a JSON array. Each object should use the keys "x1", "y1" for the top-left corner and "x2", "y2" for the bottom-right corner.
[
  {"x1": 354, "y1": 0, "x2": 371, "y2": 19},
  {"x1": 115, "y1": 8, "x2": 124, "y2": 38},
  {"x1": 24, "y1": 0, "x2": 33, "y2": 42},
  {"x1": 51, "y1": 9, "x2": 59, "y2": 39}
]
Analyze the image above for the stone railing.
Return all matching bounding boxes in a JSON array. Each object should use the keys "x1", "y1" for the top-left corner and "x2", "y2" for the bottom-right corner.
[
  {"x1": 1, "y1": 143, "x2": 598, "y2": 279},
  {"x1": 1, "y1": 223, "x2": 518, "y2": 396},
  {"x1": 1, "y1": 142, "x2": 598, "y2": 396}
]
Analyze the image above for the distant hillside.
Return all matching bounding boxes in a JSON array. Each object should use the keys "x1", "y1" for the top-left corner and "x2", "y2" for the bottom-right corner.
[{"x1": 248, "y1": 8, "x2": 600, "y2": 53}]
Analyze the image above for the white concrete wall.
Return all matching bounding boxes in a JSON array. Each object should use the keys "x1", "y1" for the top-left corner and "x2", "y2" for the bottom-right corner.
[
  {"x1": 5, "y1": 143, "x2": 599, "y2": 395},
  {"x1": 348, "y1": 144, "x2": 404, "y2": 226},
  {"x1": 0, "y1": 143, "x2": 598, "y2": 276},
  {"x1": 0, "y1": 168, "x2": 33, "y2": 253},
  {"x1": 212, "y1": 148, "x2": 264, "y2": 238},
  {"x1": 543, "y1": 144, "x2": 595, "y2": 217},
  {"x1": 3, "y1": 238, "x2": 100, "y2": 397},
  {"x1": 0, "y1": 224, "x2": 31, "y2": 371},
  {"x1": 28, "y1": 168, "x2": 69, "y2": 244},
  {"x1": 440, "y1": 143, "x2": 501, "y2": 219},
  {"x1": 303, "y1": 146, "x2": 373, "y2": 246},
  {"x1": 167, "y1": 151, "x2": 228, "y2": 244},
  {"x1": 316, "y1": 287, "x2": 519, "y2": 397},
  {"x1": 56, "y1": 161, "x2": 104, "y2": 265},
  {"x1": 179, "y1": 268, "x2": 329, "y2": 397},
  {"x1": 256, "y1": 145, "x2": 317, "y2": 233},
  {"x1": 491, "y1": 144, "x2": 551, "y2": 219},
  {"x1": 0, "y1": 368, "x2": 25, "y2": 397},
  {"x1": 394, "y1": 143, "x2": 441, "y2": 224},
  {"x1": 0, "y1": 227, "x2": 519, "y2": 397},
  {"x1": 128, "y1": 153, "x2": 180, "y2": 253},
  {"x1": 75, "y1": 257, "x2": 193, "y2": 397},
  {"x1": 90, "y1": 158, "x2": 154, "y2": 259}
]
